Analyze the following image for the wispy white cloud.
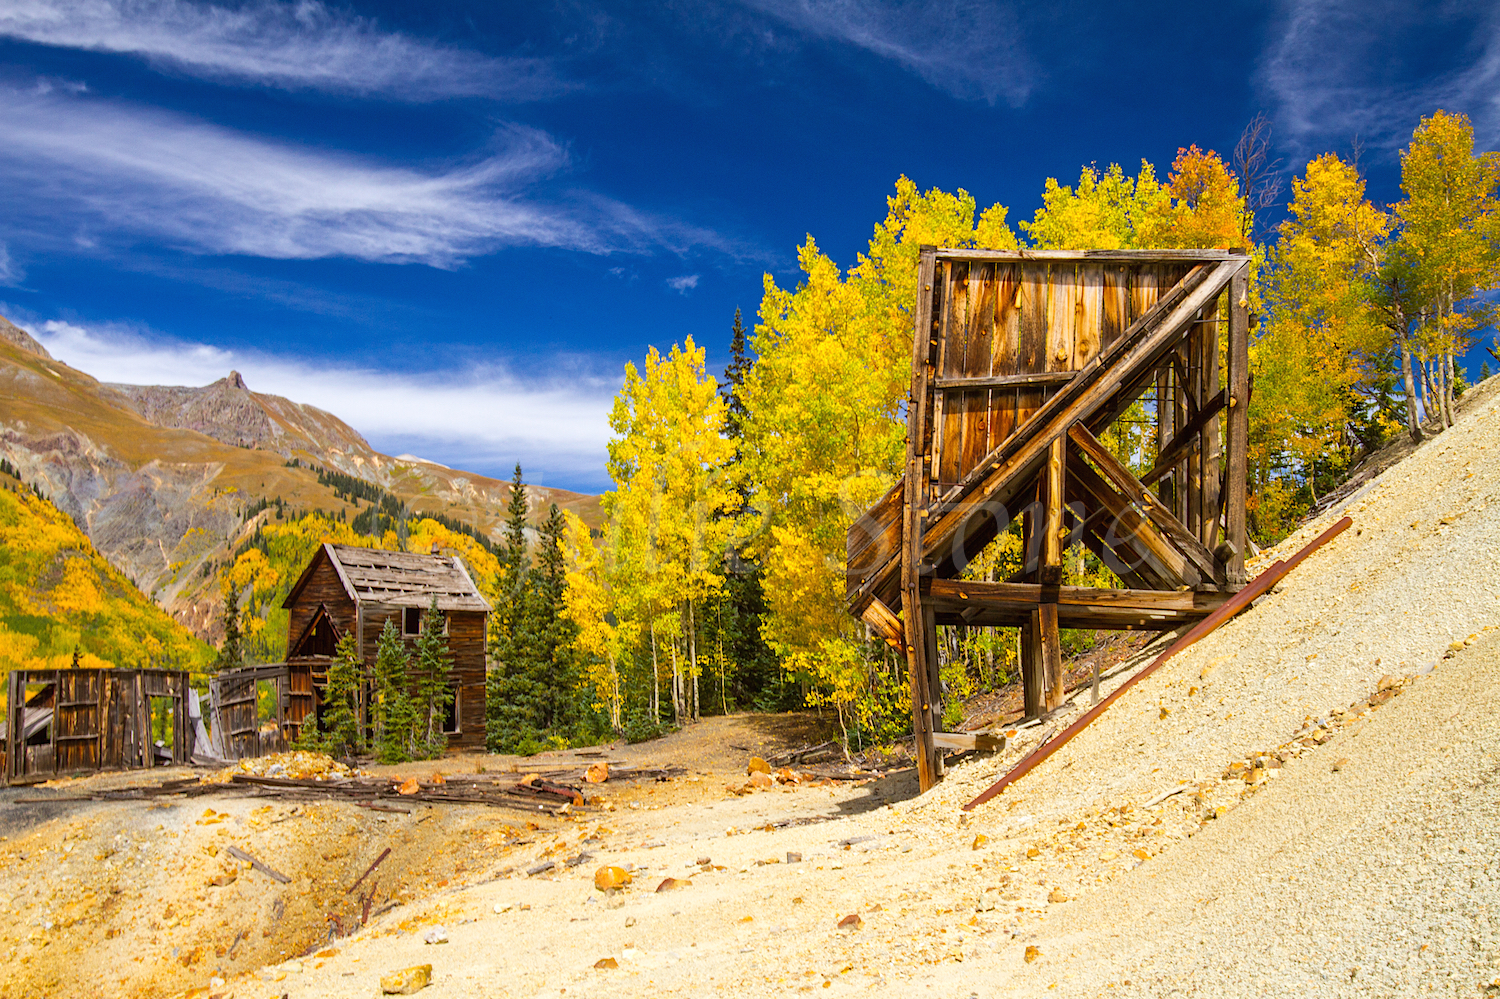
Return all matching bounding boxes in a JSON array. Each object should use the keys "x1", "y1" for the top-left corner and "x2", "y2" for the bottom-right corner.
[
  {"x1": 1260, "y1": 0, "x2": 1500, "y2": 161},
  {"x1": 25, "y1": 317, "x2": 617, "y2": 486},
  {"x1": 0, "y1": 0, "x2": 566, "y2": 101},
  {"x1": 0, "y1": 244, "x2": 22, "y2": 286},
  {"x1": 666, "y1": 273, "x2": 699, "y2": 293},
  {"x1": 744, "y1": 0, "x2": 1034, "y2": 106},
  {"x1": 0, "y1": 88, "x2": 733, "y2": 267}
]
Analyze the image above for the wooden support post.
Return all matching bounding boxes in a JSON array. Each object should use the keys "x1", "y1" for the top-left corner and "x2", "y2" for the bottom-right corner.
[
  {"x1": 1020, "y1": 614, "x2": 1042, "y2": 719},
  {"x1": 1225, "y1": 263, "x2": 1250, "y2": 586},
  {"x1": 1201, "y1": 297, "x2": 1223, "y2": 553},
  {"x1": 903, "y1": 246, "x2": 941, "y2": 792},
  {"x1": 1042, "y1": 437, "x2": 1065, "y2": 586},
  {"x1": 1039, "y1": 602, "x2": 1064, "y2": 710}
]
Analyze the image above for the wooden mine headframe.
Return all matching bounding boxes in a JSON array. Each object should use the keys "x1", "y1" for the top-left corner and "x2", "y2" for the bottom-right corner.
[{"x1": 845, "y1": 247, "x2": 1252, "y2": 791}]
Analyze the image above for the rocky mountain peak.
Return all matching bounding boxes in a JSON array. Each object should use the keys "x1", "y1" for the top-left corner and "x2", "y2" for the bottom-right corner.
[
  {"x1": 226, "y1": 370, "x2": 247, "y2": 391},
  {"x1": 0, "y1": 314, "x2": 53, "y2": 361}
]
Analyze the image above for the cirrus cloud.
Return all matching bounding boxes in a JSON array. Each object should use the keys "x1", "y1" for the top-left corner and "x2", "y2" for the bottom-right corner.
[
  {"x1": 0, "y1": 87, "x2": 736, "y2": 267},
  {"x1": 0, "y1": 0, "x2": 567, "y2": 101}
]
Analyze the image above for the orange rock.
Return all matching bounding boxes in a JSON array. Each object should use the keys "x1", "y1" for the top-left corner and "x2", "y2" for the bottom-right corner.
[
  {"x1": 593, "y1": 957, "x2": 619, "y2": 970},
  {"x1": 585, "y1": 762, "x2": 610, "y2": 784},
  {"x1": 747, "y1": 757, "x2": 772, "y2": 775},
  {"x1": 837, "y1": 913, "x2": 863, "y2": 930},
  {"x1": 396, "y1": 777, "x2": 421, "y2": 796},
  {"x1": 1024, "y1": 945, "x2": 1041, "y2": 963},
  {"x1": 971, "y1": 834, "x2": 989, "y2": 850},
  {"x1": 594, "y1": 866, "x2": 632, "y2": 891},
  {"x1": 428, "y1": 772, "x2": 446, "y2": 785},
  {"x1": 656, "y1": 877, "x2": 693, "y2": 892},
  {"x1": 748, "y1": 771, "x2": 774, "y2": 789}
]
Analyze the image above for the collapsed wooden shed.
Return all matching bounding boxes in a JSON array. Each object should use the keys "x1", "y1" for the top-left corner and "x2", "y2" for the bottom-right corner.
[
  {"x1": 846, "y1": 248, "x2": 1252, "y2": 791},
  {"x1": 5, "y1": 667, "x2": 195, "y2": 783}
]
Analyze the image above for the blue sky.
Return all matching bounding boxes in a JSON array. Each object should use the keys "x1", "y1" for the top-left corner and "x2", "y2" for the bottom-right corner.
[{"x1": 0, "y1": 0, "x2": 1496, "y2": 493}]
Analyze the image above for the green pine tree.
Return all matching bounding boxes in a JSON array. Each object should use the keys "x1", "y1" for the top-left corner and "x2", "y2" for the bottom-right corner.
[
  {"x1": 412, "y1": 595, "x2": 455, "y2": 758},
  {"x1": 213, "y1": 592, "x2": 244, "y2": 673},
  {"x1": 721, "y1": 307, "x2": 752, "y2": 444},
  {"x1": 487, "y1": 463, "x2": 534, "y2": 751},
  {"x1": 373, "y1": 619, "x2": 416, "y2": 763},
  {"x1": 317, "y1": 632, "x2": 365, "y2": 759},
  {"x1": 1482, "y1": 360, "x2": 1492, "y2": 381}
]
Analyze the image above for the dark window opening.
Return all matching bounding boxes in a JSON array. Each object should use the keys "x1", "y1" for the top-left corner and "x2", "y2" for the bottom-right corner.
[
  {"x1": 443, "y1": 687, "x2": 460, "y2": 735},
  {"x1": 402, "y1": 607, "x2": 421, "y2": 635}
]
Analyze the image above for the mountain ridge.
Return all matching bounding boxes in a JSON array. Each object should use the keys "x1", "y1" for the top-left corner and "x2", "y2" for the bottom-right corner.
[{"x1": 0, "y1": 317, "x2": 600, "y2": 644}]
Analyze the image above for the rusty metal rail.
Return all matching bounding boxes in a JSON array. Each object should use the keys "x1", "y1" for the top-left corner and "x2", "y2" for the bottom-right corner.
[{"x1": 962, "y1": 516, "x2": 1353, "y2": 810}]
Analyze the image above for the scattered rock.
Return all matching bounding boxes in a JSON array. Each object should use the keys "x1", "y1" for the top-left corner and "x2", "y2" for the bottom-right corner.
[
  {"x1": 838, "y1": 914, "x2": 863, "y2": 930},
  {"x1": 749, "y1": 771, "x2": 774, "y2": 789},
  {"x1": 1048, "y1": 889, "x2": 1068, "y2": 903},
  {"x1": 527, "y1": 861, "x2": 556, "y2": 877},
  {"x1": 1332, "y1": 758, "x2": 1349, "y2": 772},
  {"x1": 1098, "y1": 851, "x2": 1119, "y2": 862},
  {"x1": 380, "y1": 964, "x2": 432, "y2": 994},
  {"x1": 594, "y1": 957, "x2": 619, "y2": 970},
  {"x1": 585, "y1": 762, "x2": 610, "y2": 784},
  {"x1": 695, "y1": 856, "x2": 712, "y2": 866},
  {"x1": 972, "y1": 834, "x2": 989, "y2": 850},
  {"x1": 656, "y1": 877, "x2": 693, "y2": 892},
  {"x1": 786, "y1": 851, "x2": 802, "y2": 863},
  {"x1": 595, "y1": 866, "x2": 632, "y2": 891},
  {"x1": 747, "y1": 757, "x2": 772, "y2": 775},
  {"x1": 1377, "y1": 674, "x2": 1399, "y2": 692},
  {"x1": 1024, "y1": 945, "x2": 1041, "y2": 963},
  {"x1": 423, "y1": 928, "x2": 448, "y2": 945},
  {"x1": 1159, "y1": 707, "x2": 1171, "y2": 719},
  {"x1": 396, "y1": 777, "x2": 421, "y2": 796}
]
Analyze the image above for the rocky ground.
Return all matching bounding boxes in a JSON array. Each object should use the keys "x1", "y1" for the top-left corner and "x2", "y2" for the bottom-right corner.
[{"x1": 3, "y1": 375, "x2": 1498, "y2": 999}]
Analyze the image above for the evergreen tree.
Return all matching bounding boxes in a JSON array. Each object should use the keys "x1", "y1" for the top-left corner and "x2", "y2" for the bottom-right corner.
[
  {"x1": 372, "y1": 619, "x2": 415, "y2": 763},
  {"x1": 487, "y1": 463, "x2": 533, "y2": 751},
  {"x1": 532, "y1": 503, "x2": 582, "y2": 733},
  {"x1": 213, "y1": 592, "x2": 244, "y2": 673},
  {"x1": 300, "y1": 632, "x2": 363, "y2": 758},
  {"x1": 721, "y1": 307, "x2": 752, "y2": 444},
  {"x1": 1482, "y1": 360, "x2": 1492, "y2": 381},
  {"x1": 412, "y1": 595, "x2": 455, "y2": 757}
]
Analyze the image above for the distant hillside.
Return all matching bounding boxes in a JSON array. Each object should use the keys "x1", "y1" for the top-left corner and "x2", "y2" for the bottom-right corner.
[
  {"x1": 0, "y1": 316, "x2": 600, "y2": 644},
  {"x1": 0, "y1": 467, "x2": 212, "y2": 676}
]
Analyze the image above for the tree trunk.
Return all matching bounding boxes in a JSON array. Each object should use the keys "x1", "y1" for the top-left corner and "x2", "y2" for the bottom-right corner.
[
  {"x1": 650, "y1": 622, "x2": 660, "y2": 723},
  {"x1": 669, "y1": 620, "x2": 681, "y2": 726},
  {"x1": 688, "y1": 599, "x2": 699, "y2": 722},
  {"x1": 1399, "y1": 326, "x2": 1423, "y2": 443},
  {"x1": 1440, "y1": 349, "x2": 1452, "y2": 423}
]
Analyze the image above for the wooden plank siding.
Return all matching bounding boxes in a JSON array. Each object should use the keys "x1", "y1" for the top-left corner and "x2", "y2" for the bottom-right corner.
[{"x1": 6, "y1": 668, "x2": 192, "y2": 783}]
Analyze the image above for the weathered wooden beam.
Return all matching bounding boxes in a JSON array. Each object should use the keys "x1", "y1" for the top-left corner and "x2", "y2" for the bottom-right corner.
[
  {"x1": 1020, "y1": 614, "x2": 1041, "y2": 719},
  {"x1": 1068, "y1": 423, "x2": 1224, "y2": 586},
  {"x1": 928, "y1": 579, "x2": 1227, "y2": 611},
  {"x1": 931, "y1": 731, "x2": 1006, "y2": 752},
  {"x1": 1225, "y1": 264, "x2": 1250, "y2": 585},
  {"x1": 860, "y1": 597, "x2": 905, "y2": 650},
  {"x1": 934, "y1": 249, "x2": 1240, "y2": 263},
  {"x1": 1140, "y1": 389, "x2": 1227, "y2": 488},
  {"x1": 931, "y1": 371, "x2": 1075, "y2": 391},
  {"x1": 1037, "y1": 603, "x2": 1064, "y2": 711},
  {"x1": 1042, "y1": 437, "x2": 1065, "y2": 586},
  {"x1": 1066, "y1": 449, "x2": 1193, "y2": 588},
  {"x1": 903, "y1": 245, "x2": 940, "y2": 793}
]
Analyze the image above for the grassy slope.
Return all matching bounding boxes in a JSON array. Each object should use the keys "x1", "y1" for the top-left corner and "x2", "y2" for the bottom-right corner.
[{"x1": 0, "y1": 478, "x2": 213, "y2": 675}]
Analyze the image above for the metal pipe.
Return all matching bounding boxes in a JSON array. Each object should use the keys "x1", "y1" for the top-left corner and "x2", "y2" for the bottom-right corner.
[{"x1": 962, "y1": 516, "x2": 1353, "y2": 810}]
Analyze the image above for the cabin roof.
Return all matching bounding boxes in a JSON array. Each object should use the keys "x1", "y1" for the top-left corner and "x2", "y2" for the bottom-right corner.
[{"x1": 281, "y1": 543, "x2": 491, "y2": 613}]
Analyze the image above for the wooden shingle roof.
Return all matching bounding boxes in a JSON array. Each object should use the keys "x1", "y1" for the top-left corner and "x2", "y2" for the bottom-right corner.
[{"x1": 282, "y1": 543, "x2": 491, "y2": 613}]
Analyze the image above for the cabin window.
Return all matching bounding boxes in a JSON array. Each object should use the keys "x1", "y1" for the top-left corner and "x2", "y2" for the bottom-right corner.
[
  {"x1": 442, "y1": 686, "x2": 460, "y2": 735},
  {"x1": 402, "y1": 607, "x2": 421, "y2": 635}
]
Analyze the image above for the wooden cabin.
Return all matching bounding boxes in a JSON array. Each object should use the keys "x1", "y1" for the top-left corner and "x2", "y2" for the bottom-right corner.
[
  {"x1": 847, "y1": 248, "x2": 1251, "y2": 791},
  {"x1": 280, "y1": 543, "x2": 491, "y2": 750}
]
